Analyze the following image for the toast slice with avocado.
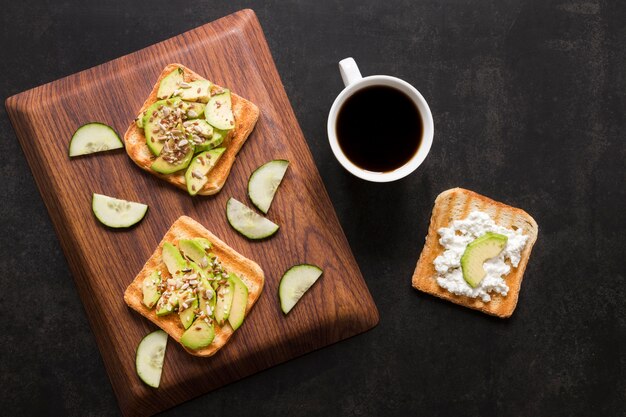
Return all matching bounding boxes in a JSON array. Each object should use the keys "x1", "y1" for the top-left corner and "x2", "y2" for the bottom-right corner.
[
  {"x1": 124, "y1": 216, "x2": 264, "y2": 357},
  {"x1": 123, "y1": 63, "x2": 259, "y2": 195},
  {"x1": 412, "y1": 188, "x2": 538, "y2": 318}
]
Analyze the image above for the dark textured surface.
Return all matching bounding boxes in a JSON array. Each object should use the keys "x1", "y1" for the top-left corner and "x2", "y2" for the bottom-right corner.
[{"x1": 1, "y1": 1, "x2": 624, "y2": 416}]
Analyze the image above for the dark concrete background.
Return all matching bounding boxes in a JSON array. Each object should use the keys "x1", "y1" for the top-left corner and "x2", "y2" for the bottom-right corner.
[{"x1": 1, "y1": 1, "x2": 624, "y2": 416}]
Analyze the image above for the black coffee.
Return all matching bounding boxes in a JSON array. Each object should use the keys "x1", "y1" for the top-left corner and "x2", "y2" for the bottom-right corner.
[{"x1": 336, "y1": 85, "x2": 422, "y2": 172}]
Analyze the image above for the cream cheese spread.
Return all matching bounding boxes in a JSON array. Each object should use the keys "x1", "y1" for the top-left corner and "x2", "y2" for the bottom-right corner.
[{"x1": 433, "y1": 211, "x2": 528, "y2": 302}]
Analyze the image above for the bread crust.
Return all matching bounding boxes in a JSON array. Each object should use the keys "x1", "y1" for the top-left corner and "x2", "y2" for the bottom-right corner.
[
  {"x1": 411, "y1": 188, "x2": 538, "y2": 318},
  {"x1": 123, "y1": 216, "x2": 265, "y2": 357},
  {"x1": 123, "y1": 63, "x2": 260, "y2": 195}
]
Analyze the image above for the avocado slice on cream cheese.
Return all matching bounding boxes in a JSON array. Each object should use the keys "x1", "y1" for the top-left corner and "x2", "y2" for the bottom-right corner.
[{"x1": 460, "y1": 232, "x2": 508, "y2": 288}]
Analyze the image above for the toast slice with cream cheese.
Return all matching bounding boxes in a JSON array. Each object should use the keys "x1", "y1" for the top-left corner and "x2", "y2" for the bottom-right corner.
[{"x1": 412, "y1": 188, "x2": 538, "y2": 318}]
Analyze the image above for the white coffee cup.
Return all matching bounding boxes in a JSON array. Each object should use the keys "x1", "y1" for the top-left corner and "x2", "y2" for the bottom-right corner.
[{"x1": 327, "y1": 58, "x2": 434, "y2": 182}]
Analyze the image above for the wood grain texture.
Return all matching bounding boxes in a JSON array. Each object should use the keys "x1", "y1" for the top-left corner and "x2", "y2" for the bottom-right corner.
[{"x1": 5, "y1": 9, "x2": 378, "y2": 417}]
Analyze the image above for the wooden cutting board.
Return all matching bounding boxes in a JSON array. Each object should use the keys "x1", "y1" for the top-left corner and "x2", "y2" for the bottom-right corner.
[{"x1": 5, "y1": 9, "x2": 378, "y2": 417}]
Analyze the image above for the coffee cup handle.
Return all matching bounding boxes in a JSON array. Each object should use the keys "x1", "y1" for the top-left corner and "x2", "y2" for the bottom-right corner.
[{"x1": 339, "y1": 58, "x2": 362, "y2": 87}]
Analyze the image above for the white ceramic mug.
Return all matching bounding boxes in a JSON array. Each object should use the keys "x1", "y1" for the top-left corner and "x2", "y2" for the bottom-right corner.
[{"x1": 327, "y1": 58, "x2": 434, "y2": 182}]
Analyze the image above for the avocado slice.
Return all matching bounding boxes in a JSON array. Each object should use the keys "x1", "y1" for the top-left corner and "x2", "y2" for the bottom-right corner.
[
  {"x1": 198, "y1": 274, "x2": 216, "y2": 318},
  {"x1": 195, "y1": 127, "x2": 229, "y2": 152},
  {"x1": 151, "y1": 141, "x2": 195, "y2": 174},
  {"x1": 155, "y1": 290, "x2": 179, "y2": 316},
  {"x1": 227, "y1": 273, "x2": 248, "y2": 331},
  {"x1": 142, "y1": 101, "x2": 166, "y2": 155},
  {"x1": 141, "y1": 101, "x2": 161, "y2": 127},
  {"x1": 461, "y1": 232, "x2": 508, "y2": 288},
  {"x1": 194, "y1": 238, "x2": 212, "y2": 251},
  {"x1": 178, "y1": 289, "x2": 198, "y2": 330},
  {"x1": 181, "y1": 319, "x2": 215, "y2": 349},
  {"x1": 142, "y1": 98, "x2": 185, "y2": 125},
  {"x1": 161, "y1": 243, "x2": 188, "y2": 275},
  {"x1": 183, "y1": 119, "x2": 214, "y2": 148},
  {"x1": 184, "y1": 148, "x2": 226, "y2": 196},
  {"x1": 214, "y1": 277, "x2": 234, "y2": 326},
  {"x1": 142, "y1": 270, "x2": 162, "y2": 308},
  {"x1": 179, "y1": 239, "x2": 210, "y2": 268},
  {"x1": 157, "y1": 67, "x2": 184, "y2": 99},
  {"x1": 205, "y1": 90, "x2": 234, "y2": 130},
  {"x1": 142, "y1": 99, "x2": 186, "y2": 156},
  {"x1": 191, "y1": 264, "x2": 216, "y2": 317},
  {"x1": 184, "y1": 101, "x2": 205, "y2": 119},
  {"x1": 147, "y1": 119, "x2": 187, "y2": 157},
  {"x1": 180, "y1": 79, "x2": 211, "y2": 103}
]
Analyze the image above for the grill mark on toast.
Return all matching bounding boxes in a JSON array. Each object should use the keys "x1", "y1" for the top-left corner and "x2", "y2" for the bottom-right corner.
[
  {"x1": 435, "y1": 191, "x2": 450, "y2": 226},
  {"x1": 493, "y1": 205, "x2": 502, "y2": 224},
  {"x1": 475, "y1": 198, "x2": 487, "y2": 214},
  {"x1": 444, "y1": 191, "x2": 454, "y2": 225},
  {"x1": 461, "y1": 192, "x2": 472, "y2": 219}
]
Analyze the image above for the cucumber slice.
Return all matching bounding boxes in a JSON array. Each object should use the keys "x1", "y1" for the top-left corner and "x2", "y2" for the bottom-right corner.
[
  {"x1": 226, "y1": 198, "x2": 279, "y2": 240},
  {"x1": 92, "y1": 193, "x2": 148, "y2": 228},
  {"x1": 69, "y1": 122, "x2": 123, "y2": 157},
  {"x1": 248, "y1": 160, "x2": 289, "y2": 214},
  {"x1": 279, "y1": 264, "x2": 323, "y2": 314},
  {"x1": 135, "y1": 330, "x2": 168, "y2": 388}
]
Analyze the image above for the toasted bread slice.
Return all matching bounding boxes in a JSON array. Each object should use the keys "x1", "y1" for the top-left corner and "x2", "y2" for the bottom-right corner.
[
  {"x1": 123, "y1": 63, "x2": 260, "y2": 195},
  {"x1": 412, "y1": 188, "x2": 538, "y2": 318},
  {"x1": 124, "y1": 216, "x2": 264, "y2": 357}
]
